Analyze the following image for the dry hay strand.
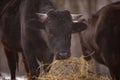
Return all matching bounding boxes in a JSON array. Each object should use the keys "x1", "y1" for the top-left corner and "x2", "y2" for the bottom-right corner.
[{"x1": 39, "y1": 56, "x2": 110, "y2": 80}]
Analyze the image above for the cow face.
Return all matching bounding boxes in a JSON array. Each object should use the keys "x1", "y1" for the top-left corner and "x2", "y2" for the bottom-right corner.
[{"x1": 37, "y1": 10, "x2": 87, "y2": 60}]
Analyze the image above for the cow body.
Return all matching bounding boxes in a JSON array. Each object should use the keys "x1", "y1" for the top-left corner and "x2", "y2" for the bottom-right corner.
[
  {"x1": 80, "y1": 2, "x2": 120, "y2": 80},
  {"x1": 0, "y1": 0, "x2": 87, "y2": 79},
  {"x1": 1, "y1": 0, "x2": 29, "y2": 79}
]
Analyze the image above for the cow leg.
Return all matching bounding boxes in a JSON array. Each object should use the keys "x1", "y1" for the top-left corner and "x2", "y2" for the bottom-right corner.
[
  {"x1": 25, "y1": 54, "x2": 39, "y2": 80},
  {"x1": 21, "y1": 53, "x2": 29, "y2": 76},
  {"x1": 4, "y1": 48, "x2": 18, "y2": 80},
  {"x1": 22, "y1": 48, "x2": 40, "y2": 80}
]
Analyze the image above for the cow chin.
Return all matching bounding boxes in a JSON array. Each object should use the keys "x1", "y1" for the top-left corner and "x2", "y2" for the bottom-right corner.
[{"x1": 55, "y1": 52, "x2": 71, "y2": 60}]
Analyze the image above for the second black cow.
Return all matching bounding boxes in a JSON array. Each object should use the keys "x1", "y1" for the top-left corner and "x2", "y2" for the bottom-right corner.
[{"x1": 80, "y1": 2, "x2": 120, "y2": 80}]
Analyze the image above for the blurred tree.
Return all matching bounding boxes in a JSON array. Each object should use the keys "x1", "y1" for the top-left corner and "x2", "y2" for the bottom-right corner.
[{"x1": 64, "y1": 0, "x2": 80, "y2": 13}]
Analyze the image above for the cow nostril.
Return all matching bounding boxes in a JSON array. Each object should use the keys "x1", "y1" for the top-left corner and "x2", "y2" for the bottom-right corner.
[
  {"x1": 59, "y1": 52, "x2": 68, "y2": 56},
  {"x1": 56, "y1": 52, "x2": 71, "y2": 60}
]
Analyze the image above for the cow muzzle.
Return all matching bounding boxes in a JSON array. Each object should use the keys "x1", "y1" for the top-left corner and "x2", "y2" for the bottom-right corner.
[{"x1": 55, "y1": 52, "x2": 71, "y2": 60}]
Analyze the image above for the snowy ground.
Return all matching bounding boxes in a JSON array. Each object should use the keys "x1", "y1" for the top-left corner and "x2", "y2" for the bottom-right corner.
[{"x1": 0, "y1": 73, "x2": 27, "y2": 80}]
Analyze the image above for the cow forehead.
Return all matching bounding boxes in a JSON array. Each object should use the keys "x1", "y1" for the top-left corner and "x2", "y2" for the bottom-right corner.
[
  {"x1": 47, "y1": 10, "x2": 71, "y2": 17},
  {"x1": 46, "y1": 13, "x2": 72, "y2": 28},
  {"x1": 47, "y1": 10, "x2": 72, "y2": 22},
  {"x1": 44, "y1": 11, "x2": 73, "y2": 33},
  {"x1": 45, "y1": 19, "x2": 72, "y2": 32}
]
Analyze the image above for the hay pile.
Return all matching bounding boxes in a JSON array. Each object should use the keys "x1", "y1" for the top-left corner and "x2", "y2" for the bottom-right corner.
[{"x1": 39, "y1": 56, "x2": 110, "y2": 80}]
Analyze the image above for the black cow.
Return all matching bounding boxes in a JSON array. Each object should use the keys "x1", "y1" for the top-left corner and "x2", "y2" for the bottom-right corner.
[
  {"x1": 0, "y1": 0, "x2": 87, "y2": 79},
  {"x1": 80, "y1": 2, "x2": 120, "y2": 80}
]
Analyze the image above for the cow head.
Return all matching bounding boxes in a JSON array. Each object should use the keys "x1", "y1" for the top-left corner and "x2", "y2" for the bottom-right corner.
[{"x1": 37, "y1": 10, "x2": 87, "y2": 60}]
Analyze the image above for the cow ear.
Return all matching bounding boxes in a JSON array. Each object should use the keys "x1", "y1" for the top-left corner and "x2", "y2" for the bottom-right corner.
[{"x1": 72, "y1": 22, "x2": 87, "y2": 33}]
